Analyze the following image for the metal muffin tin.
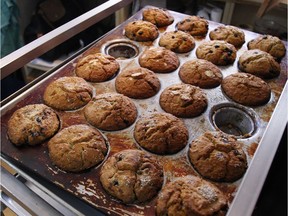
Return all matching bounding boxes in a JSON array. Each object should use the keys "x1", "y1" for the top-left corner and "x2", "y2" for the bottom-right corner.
[{"x1": 1, "y1": 7, "x2": 287, "y2": 216}]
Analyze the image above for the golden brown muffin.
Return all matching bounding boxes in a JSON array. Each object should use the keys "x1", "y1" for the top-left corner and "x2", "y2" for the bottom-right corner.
[
  {"x1": 134, "y1": 112, "x2": 189, "y2": 154},
  {"x1": 75, "y1": 53, "x2": 120, "y2": 82},
  {"x1": 7, "y1": 104, "x2": 60, "y2": 146},
  {"x1": 84, "y1": 93, "x2": 137, "y2": 131},
  {"x1": 247, "y1": 35, "x2": 286, "y2": 60},
  {"x1": 156, "y1": 175, "x2": 228, "y2": 216},
  {"x1": 159, "y1": 30, "x2": 195, "y2": 53},
  {"x1": 139, "y1": 47, "x2": 180, "y2": 73},
  {"x1": 238, "y1": 49, "x2": 281, "y2": 79},
  {"x1": 179, "y1": 59, "x2": 223, "y2": 88},
  {"x1": 124, "y1": 20, "x2": 159, "y2": 42},
  {"x1": 176, "y1": 16, "x2": 209, "y2": 37},
  {"x1": 43, "y1": 76, "x2": 93, "y2": 111},
  {"x1": 100, "y1": 149, "x2": 163, "y2": 204},
  {"x1": 160, "y1": 83, "x2": 208, "y2": 118},
  {"x1": 188, "y1": 131, "x2": 247, "y2": 182},
  {"x1": 221, "y1": 73, "x2": 271, "y2": 106},
  {"x1": 48, "y1": 124, "x2": 107, "y2": 172},
  {"x1": 115, "y1": 67, "x2": 161, "y2": 99},
  {"x1": 196, "y1": 40, "x2": 237, "y2": 66},
  {"x1": 142, "y1": 8, "x2": 174, "y2": 27},
  {"x1": 209, "y1": 25, "x2": 245, "y2": 48}
]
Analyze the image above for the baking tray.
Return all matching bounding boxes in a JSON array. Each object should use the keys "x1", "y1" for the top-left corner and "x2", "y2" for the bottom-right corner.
[{"x1": 1, "y1": 6, "x2": 287, "y2": 215}]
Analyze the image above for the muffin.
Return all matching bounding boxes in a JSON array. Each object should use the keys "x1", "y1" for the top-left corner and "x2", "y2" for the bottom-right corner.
[
  {"x1": 7, "y1": 104, "x2": 60, "y2": 146},
  {"x1": 209, "y1": 25, "x2": 245, "y2": 48},
  {"x1": 124, "y1": 20, "x2": 159, "y2": 42},
  {"x1": 156, "y1": 175, "x2": 228, "y2": 216},
  {"x1": 43, "y1": 76, "x2": 93, "y2": 111},
  {"x1": 142, "y1": 8, "x2": 174, "y2": 27},
  {"x1": 159, "y1": 30, "x2": 195, "y2": 53},
  {"x1": 221, "y1": 73, "x2": 271, "y2": 106},
  {"x1": 247, "y1": 35, "x2": 286, "y2": 60},
  {"x1": 100, "y1": 149, "x2": 163, "y2": 204},
  {"x1": 196, "y1": 40, "x2": 237, "y2": 66},
  {"x1": 176, "y1": 16, "x2": 209, "y2": 37},
  {"x1": 179, "y1": 59, "x2": 223, "y2": 88},
  {"x1": 75, "y1": 53, "x2": 120, "y2": 82},
  {"x1": 48, "y1": 124, "x2": 108, "y2": 172},
  {"x1": 139, "y1": 47, "x2": 180, "y2": 73},
  {"x1": 238, "y1": 49, "x2": 281, "y2": 79},
  {"x1": 160, "y1": 83, "x2": 208, "y2": 118},
  {"x1": 134, "y1": 113, "x2": 189, "y2": 154},
  {"x1": 84, "y1": 93, "x2": 137, "y2": 131},
  {"x1": 115, "y1": 67, "x2": 161, "y2": 99},
  {"x1": 188, "y1": 131, "x2": 247, "y2": 182}
]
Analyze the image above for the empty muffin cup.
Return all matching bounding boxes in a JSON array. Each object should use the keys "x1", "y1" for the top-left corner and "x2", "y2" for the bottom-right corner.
[
  {"x1": 103, "y1": 40, "x2": 139, "y2": 60},
  {"x1": 210, "y1": 103, "x2": 257, "y2": 138}
]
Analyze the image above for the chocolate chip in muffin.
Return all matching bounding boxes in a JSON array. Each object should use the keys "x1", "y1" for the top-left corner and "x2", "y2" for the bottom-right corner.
[
  {"x1": 100, "y1": 149, "x2": 163, "y2": 203},
  {"x1": 142, "y1": 8, "x2": 174, "y2": 27},
  {"x1": 124, "y1": 20, "x2": 159, "y2": 42},
  {"x1": 7, "y1": 104, "x2": 60, "y2": 146},
  {"x1": 159, "y1": 30, "x2": 195, "y2": 53}
]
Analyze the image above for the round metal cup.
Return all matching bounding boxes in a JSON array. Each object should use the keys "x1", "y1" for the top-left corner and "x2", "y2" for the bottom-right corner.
[
  {"x1": 210, "y1": 104, "x2": 258, "y2": 138},
  {"x1": 102, "y1": 40, "x2": 139, "y2": 60}
]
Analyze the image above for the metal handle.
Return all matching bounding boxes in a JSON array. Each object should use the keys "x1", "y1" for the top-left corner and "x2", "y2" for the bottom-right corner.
[
  {"x1": 0, "y1": 0, "x2": 133, "y2": 79},
  {"x1": 1, "y1": 168, "x2": 63, "y2": 216}
]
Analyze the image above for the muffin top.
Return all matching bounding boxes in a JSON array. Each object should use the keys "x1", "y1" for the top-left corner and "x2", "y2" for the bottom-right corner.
[
  {"x1": 124, "y1": 20, "x2": 159, "y2": 42},
  {"x1": 209, "y1": 25, "x2": 245, "y2": 48},
  {"x1": 156, "y1": 175, "x2": 228, "y2": 216},
  {"x1": 189, "y1": 131, "x2": 247, "y2": 182},
  {"x1": 142, "y1": 8, "x2": 174, "y2": 27},
  {"x1": 247, "y1": 34, "x2": 286, "y2": 60},
  {"x1": 176, "y1": 16, "x2": 209, "y2": 37},
  {"x1": 75, "y1": 53, "x2": 120, "y2": 82}
]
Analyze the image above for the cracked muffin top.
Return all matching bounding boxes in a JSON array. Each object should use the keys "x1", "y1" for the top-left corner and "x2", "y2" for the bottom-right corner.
[
  {"x1": 43, "y1": 76, "x2": 93, "y2": 111},
  {"x1": 176, "y1": 16, "x2": 209, "y2": 37},
  {"x1": 142, "y1": 7, "x2": 174, "y2": 27},
  {"x1": 209, "y1": 25, "x2": 245, "y2": 48},
  {"x1": 115, "y1": 67, "x2": 161, "y2": 99},
  {"x1": 160, "y1": 83, "x2": 208, "y2": 118},
  {"x1": 188, "y1": 131, "x2": 247, "y2": 182},
  {"x1": 75, "y1": 53, "x2": 120, "y2": 82},
  {"x1": 84, "y1": 93, "x2": 137, "y2": 131},
  {"x1": 179, "y1": 59, "x2": 223, "y2": 89},
  {"x1": 100, "y1": 149, "x2": 163, "y2": 204},
  {"x1": 221, "y1": 73, "x2": 271, "y2": 106},
  {"x1": 238, "y1": 49, "x2": 280, "y2": 79},
  {"x1": 139, "y1": 47, "x2": 180, "y2": 73},
  {"x1": 7, "y1": 104, "x2": 60, "y2": 146},
  {"x1": 134, "y1": 112, "x2": 189, "y2": 154},
  {"x1": 48, "y1": 124, "x2": 108, "y2": 172},
  {"x1": 156, "y1": 175, "x2": 228, "y2": 216},
  {"x1": 247, "y1": 34, "x2": 286, "y2": 60},
  {"x1": 124, "y1": 20, "x2": 159, "y2": 42}
]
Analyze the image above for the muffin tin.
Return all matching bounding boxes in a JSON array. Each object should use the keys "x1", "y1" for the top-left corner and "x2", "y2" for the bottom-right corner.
[{"x1": 1, "y1": 6, "x2": 287, "y2": 215}]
